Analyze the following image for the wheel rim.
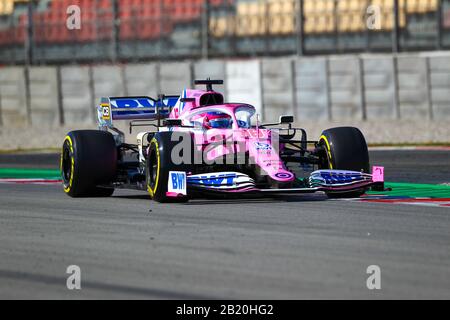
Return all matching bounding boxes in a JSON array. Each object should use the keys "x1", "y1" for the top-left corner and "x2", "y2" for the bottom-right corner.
[
  {"x1": 318, "y1": 139, "x2": 331, "y2": 170},
  {"x1": 62, "y1": 143, "x2": 72, "y2": 185},
  {"x1": 148, "y1": 148, "x2": 157, "y2": 186}
]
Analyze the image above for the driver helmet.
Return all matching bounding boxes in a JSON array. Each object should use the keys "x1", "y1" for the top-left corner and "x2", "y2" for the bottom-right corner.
[{"x1": 203, "y1": 112, "x2": 232, "y2": 129}]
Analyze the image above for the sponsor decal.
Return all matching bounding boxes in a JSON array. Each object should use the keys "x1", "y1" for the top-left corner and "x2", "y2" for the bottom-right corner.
[
  {"x1": 101, "y1": 105, "x2": 111, "y2": 120},
  {"x1": 246, "y1": 129, "x2": 269, "y2": 139},
  {"x1": 254, "y1": 142, "x2": 272, "y2": 150},
  {"x1": 111, "y1": 98, "x2": 153, "y2": 109},
  {"x1": 188, "y1": 173, "x2": 236, "y2": 187},
  {"x1": 237, "y1": 120, "x2": 247, "y2": 127},
  {"x1": 311, "y1": 170, "x2": 370, "y2": 185},
  {"x1": 372, "y1": 166, "x2": 385, "y2": 182},
  {"x1": 168, "y1": 171, "x2": 187, "y2": 195},
  {"x1": 274, "y1": 172, "x2": 294, "y2": 179},
  {"x1": 186, "y1": 172, "x2": 255, "y2": 191}
]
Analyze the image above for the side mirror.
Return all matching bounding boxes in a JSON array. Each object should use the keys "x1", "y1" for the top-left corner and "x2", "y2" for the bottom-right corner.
[{"x1": 279, "y1": 115, "x2": 294, "y2": 124}]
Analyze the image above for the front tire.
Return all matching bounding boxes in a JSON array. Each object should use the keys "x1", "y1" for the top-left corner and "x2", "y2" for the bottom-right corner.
[
  {"x1": 319, "y1": 127, "x2": 370, "y2": 198},
  {"x1": 147, "y1": 132, "x2": 193, "y2": 203},
  {"x1": 61, "y1": 130, "x2": 117, "y2": 197}
]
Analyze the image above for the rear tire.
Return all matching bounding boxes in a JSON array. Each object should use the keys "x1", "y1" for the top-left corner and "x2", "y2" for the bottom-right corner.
[
  {"x1": 147, "y1": 132, "x2": 193, "y2": 203},
  {"x1": 318, "y1": 127, "x2": 370, "y2": 199},
  {"x1": 61, "y1": 130, "x2": 117, "y2": 197}
]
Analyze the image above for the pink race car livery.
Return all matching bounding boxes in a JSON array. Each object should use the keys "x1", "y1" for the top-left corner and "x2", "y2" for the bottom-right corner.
[{"x1": 61, "y1": 79, "x2": 385, "y2": 202}]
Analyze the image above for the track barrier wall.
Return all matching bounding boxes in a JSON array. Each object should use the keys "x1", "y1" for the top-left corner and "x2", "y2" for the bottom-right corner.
[
  {"x1": 0, "y1": 52, "x2": 450, "y2": 149},
  {"x1": 226, "y1": 60, "x2": 263, "y2": 116},
  {"x1": 428, "y1": 54, "x2": 450, "y2": 119},
  {"x1": 363, "y1": 56, "x2": 397, "y2": 120},
  {"x1": 294, "y1": 57, "x2": 330, "y2": 121},
  {"x1": 0, "y1": 67, "x2": 28, "y2": 127},
  {"x1": 28, "y1": 67, "x2": 61, "y2": 127},
  {"x1": 60, "y1": 66, "x2": 94, "y2": 125}
]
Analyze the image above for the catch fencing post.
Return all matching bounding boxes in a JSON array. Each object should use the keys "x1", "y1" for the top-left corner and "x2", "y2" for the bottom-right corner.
[
  {"x1": 325, "y1": 58, "x2": 332, "y2": 121},
  {"x1": 56, "y1": 66, "x2": 64, "y2": 125},
  {"x1": 25, "y1": 1, "x2": 36, "y2": 66},
  {"x1": 0, "y1": 76, "x2": 2, "y2": 126},
  {"x1": 296, "y1": 0, "x2": 305, "y2": 56},
  {"x1": 111, "y1": 0, "x2": 119, "y2": 63},
  {"x1": 359, "y1": 57, "x2": 367, "y2": 120},
  {"x1": 333, "y1": 0, "x2": 339, "y2": 52},
  {"x1": 425, "y1": 56, "x2": 434, "y2": 120},
  {"x1": 88, "y1": 66, "x2": 96, "y2": 123},
  {"x1": 436, "y1": 0, "x2": 443, "y2": 50},
  {"x1": 202, "y1": 0, "x2": 210, "y2": 60},
  {"x1": 364, "y1": 0, "x2": 370, "y2": 52},
  {"x1": 393, "y1": 55, "x2": 401, "y2": 119},
  {"x1": 291, "y1": 59, "x2": 298, "y2": 121},
  {"x1": 24, "y1": 67, "x2": 32, "y2": 125},
  {"x1": 392, "y1": 0, "x2": 400, "y2": 53}
]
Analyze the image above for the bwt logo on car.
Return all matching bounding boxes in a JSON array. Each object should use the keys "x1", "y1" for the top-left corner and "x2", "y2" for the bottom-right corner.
[
  {"x1": 254, "y1": 142, "x2": 272, "y2": 150},
  {"x1": 319, "y1": 172, "x2": 363, "y2": 184},
  {"x1": 188, "y1": 174, "x2": 236, "y2": 187},
  {"x1": 112, "y1": 98, "x2": 154, "y2": 108},
  {"x1": 171, "y1": 172, "x2": 186, "y2": 190}
]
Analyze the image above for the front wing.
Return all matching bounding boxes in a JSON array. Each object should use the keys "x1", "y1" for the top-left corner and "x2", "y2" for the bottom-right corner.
[{"x1": 166, "y1": 168, "x2": 385, "y2": 198}]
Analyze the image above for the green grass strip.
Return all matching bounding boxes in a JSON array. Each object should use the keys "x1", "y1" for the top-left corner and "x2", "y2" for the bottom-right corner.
[
  {"x1": 368, "y1": 182, "x2": 450, "y2": 198},
  {"x1": 0, "y1": 168, "x2": 61, "y2": 179}
]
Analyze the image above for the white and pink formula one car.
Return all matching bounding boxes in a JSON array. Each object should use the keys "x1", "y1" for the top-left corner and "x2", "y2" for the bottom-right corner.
[{"x1": 61, "y1": 79, "x2": 385, "y2": 202}]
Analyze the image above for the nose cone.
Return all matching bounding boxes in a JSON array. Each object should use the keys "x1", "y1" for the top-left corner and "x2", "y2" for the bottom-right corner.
[{"x1": 247, "y1": 137, "x2": 295, "y2": 184}]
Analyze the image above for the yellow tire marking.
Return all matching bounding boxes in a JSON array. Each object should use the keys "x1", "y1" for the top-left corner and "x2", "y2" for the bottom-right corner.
[
  {"x1": 62, "y1": 135, "x2": 75, "y2": 193},
  {"x1": 147, "y1": 138, "x2": 160, "y2": 198},
  {"x1": 319, "y1": 135, "x2": 333, "y2": 169}
]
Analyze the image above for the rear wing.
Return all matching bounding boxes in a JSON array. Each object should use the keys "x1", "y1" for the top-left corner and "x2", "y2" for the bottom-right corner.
[{"x1": 97, "y1": 96, "x2": 179, "y2": 127}]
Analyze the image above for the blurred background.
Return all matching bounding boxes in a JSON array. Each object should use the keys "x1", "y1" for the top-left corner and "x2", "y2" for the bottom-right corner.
[
  {"x1": 1, "y1": 0, "x2": 450, "y2": 62},
  {"x1": 0, "y1": 0, "x2": 449, "y2": 149}
]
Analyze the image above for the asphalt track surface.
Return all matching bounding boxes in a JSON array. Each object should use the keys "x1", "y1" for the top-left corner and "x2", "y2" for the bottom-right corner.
[{"x1": 0, "y1": 150, "x2": 449, "y2": 299}]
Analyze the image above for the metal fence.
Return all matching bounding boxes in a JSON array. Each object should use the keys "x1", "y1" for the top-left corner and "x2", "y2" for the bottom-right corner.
[{"x1": 1, "y1": 0, "x2": 450, "y2": 65}]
